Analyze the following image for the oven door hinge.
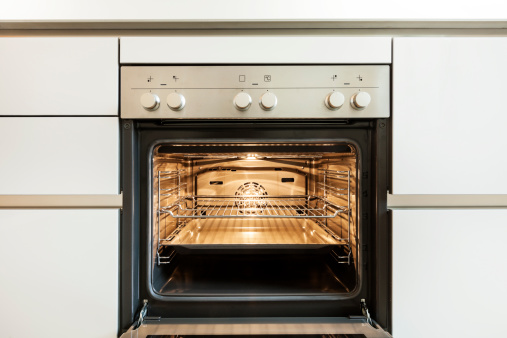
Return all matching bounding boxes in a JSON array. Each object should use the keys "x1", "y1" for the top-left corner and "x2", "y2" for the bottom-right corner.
[
  {"x1": 360, "y1": 299, "x2": 373, "y2": 326},
  {"x1": 133, "y1": 299, "x2": 149, "y2": 330}
]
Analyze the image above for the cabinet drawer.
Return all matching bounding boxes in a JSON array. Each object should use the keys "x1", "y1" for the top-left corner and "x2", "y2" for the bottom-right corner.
[
  {"x1": 392, "y1": 37, "x2": 507, "y2": 194},
  {"x1": 0, "y1": 37, "x2": 117, "y2": 116},
  {"x1": 392, "y1": 209, "x2": 507, "y2": 337},
  {"x1": 0, "y1": 117, "x2": 119, "y2": 194},
  {"x1": 0, "y1": 209, "x2": 118, "y2": 338}
]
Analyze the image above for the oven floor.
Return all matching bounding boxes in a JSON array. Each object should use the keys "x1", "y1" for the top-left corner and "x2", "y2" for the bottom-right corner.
[{"x1": 156, "y1": 254, "x2": 352, "y2": 295}]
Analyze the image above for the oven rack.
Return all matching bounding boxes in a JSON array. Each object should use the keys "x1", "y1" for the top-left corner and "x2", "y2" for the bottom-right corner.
[
  {"x1": 155, "y1": 168, "x2": 353, "y2": 260},
  {"x1": 160, "y1": 195, "x2": 347, "y2": 219}
]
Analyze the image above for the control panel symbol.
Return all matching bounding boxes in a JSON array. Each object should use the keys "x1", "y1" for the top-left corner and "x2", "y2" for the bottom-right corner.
[
  {"x1": 147, "y1": 76, "x2": 153, "y2": 83},
  {"x1": 172, "y1": 76, "x2": 179, "y2": 82},
  {"x1": 264, "y1": 75, "x2": 271, "y2": 82},
  {"x1": 239, "y1": 75, "x2": 246, "y2": 82},
  {"x1": 331, "y1": 75, "x2": 337, "y2": 81},
  {"x1": 357, "y1": 75, "x2": 363, "y2": 81}
]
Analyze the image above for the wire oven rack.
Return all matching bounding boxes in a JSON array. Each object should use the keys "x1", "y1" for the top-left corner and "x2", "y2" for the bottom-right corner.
[
  {"x1": 161, "y1": 195, "x2": 346, "y2": 218},
  {"x1": 155, "y1": 168, "x2": 353, "y2": 264}
]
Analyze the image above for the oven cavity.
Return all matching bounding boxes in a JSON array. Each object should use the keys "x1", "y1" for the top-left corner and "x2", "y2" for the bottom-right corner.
[{"x1": 151, "y1": 143, "x2": 358, "y2": 297}]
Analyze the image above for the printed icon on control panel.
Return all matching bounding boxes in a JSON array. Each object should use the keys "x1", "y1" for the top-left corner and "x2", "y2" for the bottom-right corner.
[
  {"x1": 239, "y1": 75, "x2": 246, "y2": 82},
  {"x1": 264, "y1": 75, "x2": 271, "y2": 82},
  {"x1": 331, "y1": 75, "x2": 337, "y2": 81},
  {"x1": 147, "y1": 76, "x2": 153, "y2": 83},
  {"x1": 357, "y1": 75, "x2": 363, "y2": 81},
  {"x1": 173, "y1": 76, "x2": 179, "y2": 82}
]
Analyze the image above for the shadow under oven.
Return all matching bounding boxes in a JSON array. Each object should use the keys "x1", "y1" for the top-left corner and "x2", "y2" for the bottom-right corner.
[{"x1": 120, "y1": 66, "x2": 391, "y2": 337}]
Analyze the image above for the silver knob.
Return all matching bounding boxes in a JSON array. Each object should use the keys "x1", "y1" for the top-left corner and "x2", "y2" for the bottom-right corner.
[
  {"x1": 325, "y1": 92, "x2": 345, "y2": 110},
  {"x1": 140, "y1": 93, "x2": 160, "y2": 111},
  {"x1": 259, "y1": 92, "x2": 277, "y2": 111},
  {"x1": 351, "y1": 92, "x2": 371, "y2": 110},
  {"x1": 167, "y1": 93, "x2": 185, "y2": 111},
  {"x1": 233, "y1": 92, "x2": 252, "y2": 111}
]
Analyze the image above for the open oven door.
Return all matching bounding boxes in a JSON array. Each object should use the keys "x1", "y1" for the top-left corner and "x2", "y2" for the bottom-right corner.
[{"x1": 120, "y1": 317, "x2": 392, "y2": 338}]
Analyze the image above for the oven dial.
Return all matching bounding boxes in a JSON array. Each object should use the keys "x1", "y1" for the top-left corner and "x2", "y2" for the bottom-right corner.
[
  {"x1": 233, "y1": 92, "x2": 252, "y2": 111},
  {"x1": 140, "y1": 93, "x2": 160, "y2": 111},
  {"x1": 167, "y1": 93, "x2": 185, "y2": 111},
  {"x1": 259, "y1": 92, "x2": 277, "y2": 111},
  {"x1": 351, "y1": 92, "x2": 371, "y2": 110},
  {"x1": 325, "y1": 92, "x2": 345, "y2": 110}
]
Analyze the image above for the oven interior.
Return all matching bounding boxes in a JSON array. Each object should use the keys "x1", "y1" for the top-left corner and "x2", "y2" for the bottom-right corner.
[{"x1": 151, "y1": 143, "x2": 359, "y2": 298}]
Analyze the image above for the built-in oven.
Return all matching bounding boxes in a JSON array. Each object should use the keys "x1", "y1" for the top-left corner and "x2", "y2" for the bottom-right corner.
[{"x1": 120, "y1": 65, "x2": 391, "y2": 337}]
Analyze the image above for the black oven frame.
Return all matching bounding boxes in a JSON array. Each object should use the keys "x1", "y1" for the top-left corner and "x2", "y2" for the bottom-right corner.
[{"x1": 119, "y1": 119, "x2": 391, "y2": 336}]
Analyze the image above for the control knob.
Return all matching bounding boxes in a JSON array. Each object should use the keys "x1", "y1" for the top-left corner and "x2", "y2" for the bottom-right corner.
[
  {"x1": 140, "y1": 93, "x2": 160, "y2": 111},
  {"x1": 167, "y1": 93, "x2": 185, "y2": 111},
  {"x1": 233, "y1": 92, "x2": 252, "y2": 111},
  {"x1": 351, "y1": 92, "x2": 371, "y2": 110},
  {"x1": 259, "y1": 92, "x2": 277, "y2": 111},
  {"x1": 325, "y1": 92, "x2": 345, "y2": 110}
]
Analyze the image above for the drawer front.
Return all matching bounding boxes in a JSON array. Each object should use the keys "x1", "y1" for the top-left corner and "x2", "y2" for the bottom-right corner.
[
  {"x1": 392, "y1": 209, "x2": 507, "y2": 337},
  {"x1": 0, "y1": 117, "x2": 119, "y2": 195},
  {"x1": 0, "y1": 209, "x2": 119, "y2": 338},
  {"x1": 0, "y1": 37, "x2": 117, "y2": 116},
  {"x1": 392, "y1": 37, "x2": 507, "y2": 194}
]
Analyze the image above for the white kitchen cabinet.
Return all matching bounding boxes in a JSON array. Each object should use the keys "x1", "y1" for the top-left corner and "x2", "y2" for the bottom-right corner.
[
  {"x1": 120, "y1": 37, "x2": 391, "y2": 64},
  {"x1": 0, "y1": 117, "x2": 119, "y2": 195},
  {"x1": 0, "y1": 209, "x2": 118, "y2": 338},
  {"x1": 392, "y1": 37, "x2": 507, "y2": 194},
  {"x1": 392, "y1": 209, "x2": 507, "y2": 338},
  {"x1": 0, "y1": 37, "x2": 117, "y2": 116}
]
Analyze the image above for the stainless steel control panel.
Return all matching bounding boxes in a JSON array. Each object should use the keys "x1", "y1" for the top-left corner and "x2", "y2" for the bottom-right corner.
[{"x1": 121, "y1": 66, "x2": 389, "y2": 119}]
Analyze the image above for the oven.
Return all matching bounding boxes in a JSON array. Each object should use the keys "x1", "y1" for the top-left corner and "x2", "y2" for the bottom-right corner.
[{"x1": 119, "y1": 65, "x2": 391, "y2": 337}]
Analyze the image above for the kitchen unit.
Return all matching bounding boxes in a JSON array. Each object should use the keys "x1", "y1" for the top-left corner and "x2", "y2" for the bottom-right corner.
[
  {"x1": 0, "y1": 38, "x2": 121, "y2": 338},
  {"x1": 390, "y1": 37, "x2": 507, "y2": 337},
  {"x1": 1, "y1": 25, "x2": 507, "y2": 338},
  {"x1": 119, "y1": 38, "x2": 391, "y2": 337}
]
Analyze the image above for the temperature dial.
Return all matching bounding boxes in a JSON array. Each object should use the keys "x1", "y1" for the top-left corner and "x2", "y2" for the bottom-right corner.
[
  {"x1": 259, "y1": 92, "x2": 277, "y2": 111},
  {"x1": 167, "y1": 93, "x2": 185, "y2": 111},
  {"x1": 140, "y1": 93, "x2": 160, "y2": 111},
  {"x1": 233, "y1": 92, "x2": 252, "y2": 111},
  {"x1": 325, "y1": 92, "x2": 345, "y2": 110},
  {"x1": 351, "y1": 92, "x2": 371, "y2": 110}
]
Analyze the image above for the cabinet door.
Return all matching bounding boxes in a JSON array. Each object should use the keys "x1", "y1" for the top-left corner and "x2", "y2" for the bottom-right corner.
[
  {"x1": 0, "y1": 37, "x2": 117, "y2": 116},
  {"x1": 0, "y1": 209, "x2": 118, "y2": 338},
  {"x1": 392, "y1": 209, "x2": 507, "y2": 338},
  {"x1": 0, "y1": 117, "x2": 118, "y2": 194},
  {"x1": 392, "y1": 38, "x2": 507, "y2": 194}
]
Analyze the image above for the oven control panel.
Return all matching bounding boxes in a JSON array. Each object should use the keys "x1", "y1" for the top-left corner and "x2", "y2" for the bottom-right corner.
[{"x1": 121, "y1": 66, "x2": 389, "y2": 119}]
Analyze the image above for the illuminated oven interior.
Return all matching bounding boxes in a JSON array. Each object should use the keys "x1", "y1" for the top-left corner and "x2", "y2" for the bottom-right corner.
[{"x1": 151, "y1": 143, "x2": 359, "y2": 297}]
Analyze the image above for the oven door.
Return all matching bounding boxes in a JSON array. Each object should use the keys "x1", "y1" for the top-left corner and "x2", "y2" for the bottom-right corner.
[{"x1": 120, "y1": 317, "x2": 392, "y2": 337}]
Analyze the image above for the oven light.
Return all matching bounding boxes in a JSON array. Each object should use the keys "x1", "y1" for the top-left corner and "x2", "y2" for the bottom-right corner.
[{"x1": 246, "y1": 154, "x2": 258, "y2": 160}]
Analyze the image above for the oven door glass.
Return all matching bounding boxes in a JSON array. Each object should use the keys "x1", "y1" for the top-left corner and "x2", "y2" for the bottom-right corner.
[{"x1": 120, "y1": 317, "x2": 392, "y2": 338}]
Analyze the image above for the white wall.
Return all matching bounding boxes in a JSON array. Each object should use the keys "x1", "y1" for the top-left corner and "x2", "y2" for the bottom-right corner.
[{"x1": 0, "y1": 0, "x2": 506, "y2": 21}]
